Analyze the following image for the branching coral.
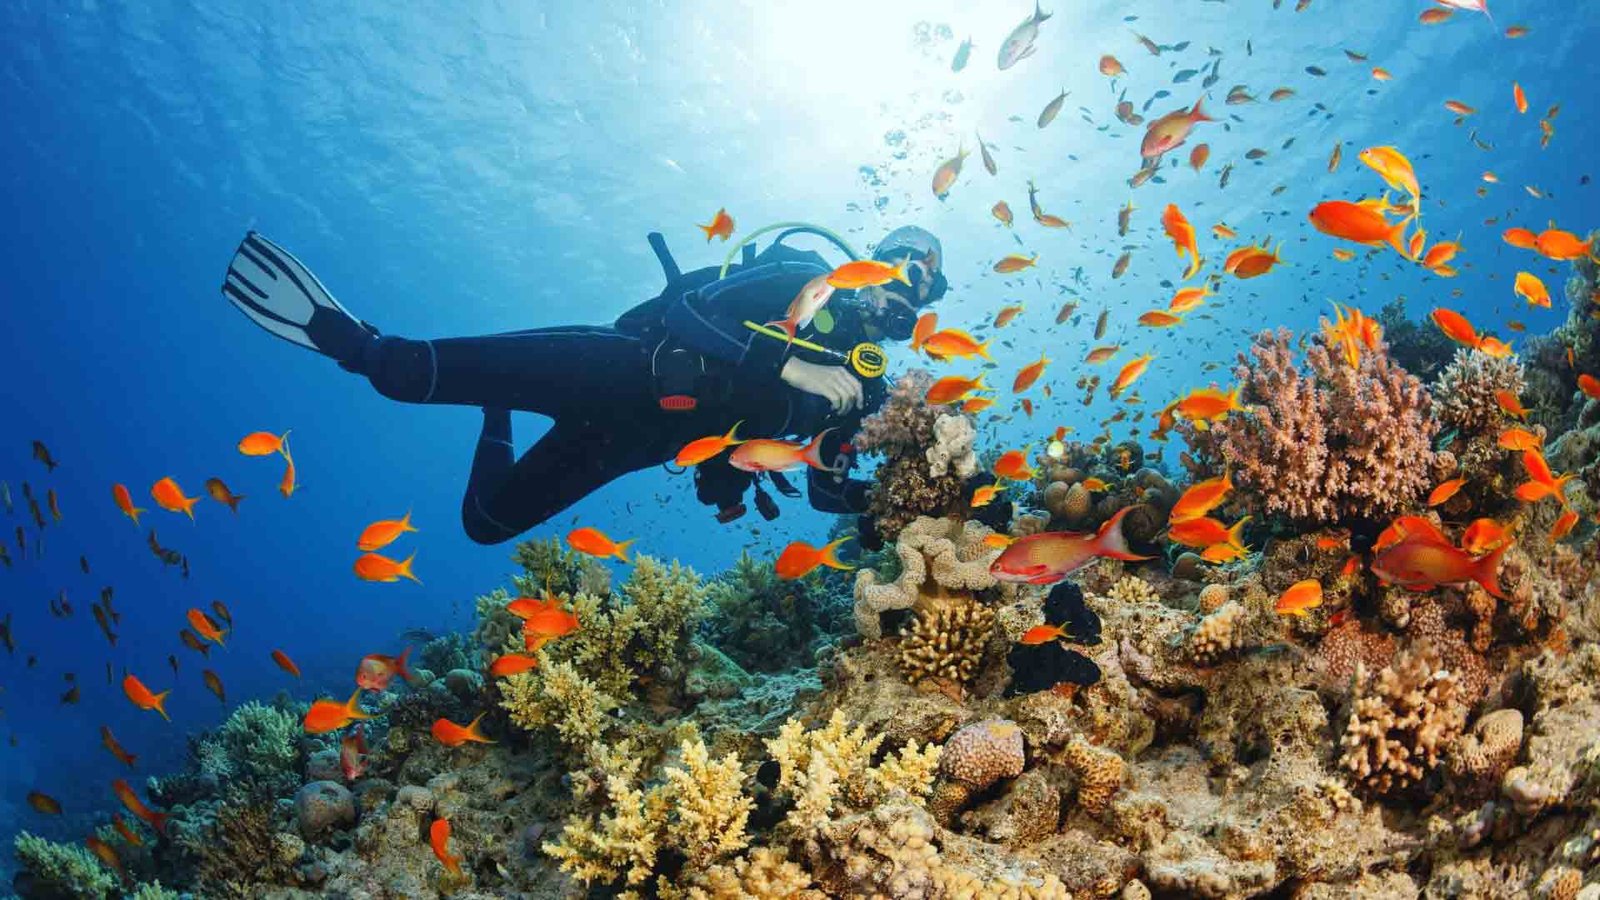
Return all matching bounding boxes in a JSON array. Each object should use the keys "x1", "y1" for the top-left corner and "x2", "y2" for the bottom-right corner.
[
  {"x1": 766, "y1": 710, "x2": 941, "y2": 833},
  {"x1": 498, "y1": 660, "x2": 618, "y2": 756},
  {"x1": 704, "y1": 550, "x2": 824, "y2": 673},
  {"x1": 13, "y1": 831, "x2": 119, "y2": 899},
  {"x1": 1433, "y1": 348, "x2": 1526, "y2": 437},
  {"x1": 1200, "y1": 328, "x2": 1437, "y2": 525},
  {"x1": 1188, "y1": 600, "x2": 1246, "y2": 665},
  {"x1": 852, "y1": 516, "x2": 1003, "y2": 639},
  {"x1": 191, "y1": 801, "x2": 292, "y2": 898},
  {"x1": 544, "y1": 736, "x2": 755, "y2": 889},
  {"x1": 897, "y1": 597, "x2": 995, "y2": 693},
  {"x1": 856, "y1": 371, "x2": 971, "y2": 535},
  {"x1": 1340, "y1": 642, "x2": 1466, "y2": 796},
  {"x1": 195, "y1": 700, "x2": 300, "y2": 796}
]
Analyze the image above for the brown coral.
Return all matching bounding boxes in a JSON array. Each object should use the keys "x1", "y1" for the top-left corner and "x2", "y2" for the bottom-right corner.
[
  {"x1": 1446, "y1": 709, "x2": 1524, "y2": 801},
  {"x1": 897, "y1": 597, "x2": 996, "y2": 693},
  {"x1": 1432, "y1": 348, "x2": 1527, "y2": 436},
  {"x1": 1339, "y1": 642, "x2": 1467, "y2": 796},
  {"x1": 1188, "y1": 601, "x2": 1245, "y2": 665},
  {"x1": 1201, "y1": 328, "x2": 1437, "y2": 526},
  {"x1": 1065, "y1": 736, "x2": 1126, "y2": 816},
  {"x1": 856, "y1": 371, "x2": 970, "y2": 535},
  {"x1": 928, "y1": 719, "x2": 1026, "y2": 824}
]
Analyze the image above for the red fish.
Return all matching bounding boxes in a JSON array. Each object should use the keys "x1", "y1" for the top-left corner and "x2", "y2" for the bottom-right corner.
[
  {"x1": 1020, "y1": 623, "x2": 1072, "y2": 645},
  {"x1": 356, "y1": 647, "x2": 414, "y2": 691},
  {"x1": 186, "y1": 608, "x2": 227, "y2": 646},
  {"x1": 112, "y1": 484, "x2": 146, "y2": 527},
  {"x1": 430, "y1": 818, "x2": 463, "y2": 876},
  {"x1": 357, "y1": 510, "x2": 418, "y2": 552},
  {"x1": 112, "y1": 778, "x2": 169, "y2": 834},
  {"x1": 1372, "y1": 529, "x2": 1510, "y2": 599},
  {"x1": 101, "y1": 726, "x2": 137, "y2": 768},
  {"x1": 488, "y1": 654, "x2": 539, "y2": 678},
  {"x1": 272, "y1": 649, "x2": 302, "y2": 678},
  {"x1": 1141, "y1": 97, "x2": 1214, "y2": 161},
  {"x1": 774, "y1": 537, "x2": 854, "y2": 580},
  {"x1": 728, "y1": 430, "x2": 836, "y2": 473},
  {"x1": 340, "y1": 726, "x2": 368, "y2": 781},
  {"x1": 990, "y1": 508, "x2": 1153, "y2": 585},
  {"x1": 121, "y1": 674, "x2": 170, "y2": 721},
  {"x1": 698, "y1": 208, "x2": 734, "y2": 242},
  {"x1": 675, "y1": 421, "x2": 745, "y2": 467}
]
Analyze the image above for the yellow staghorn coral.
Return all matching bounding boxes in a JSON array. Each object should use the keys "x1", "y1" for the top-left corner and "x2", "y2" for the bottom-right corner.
[
  {"x1": 1339, "y1": 641, "x2": 1466, "y2": 796},
  {"x1": 766, "y1": 710, "x2": 942, "y2": 833},
  {"x1": 674, "y1": 847, "x2": 825, "y2": 899},
  {"x1": 897, "y1": 596, "x2": 996, "y2": 693},
  {"x1": 498, "y1": 659, "x2": 619, "y2": 755},
  {"x1": 544, "y1": 736, "x2": 754, "y2": 889},
  {"x1": 852, "y1": 516, "x2": 1005, "y2": 639}
]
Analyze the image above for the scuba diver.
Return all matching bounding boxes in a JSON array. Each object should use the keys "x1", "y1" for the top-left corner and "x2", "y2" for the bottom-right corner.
[{"x1": 220, "y1": 223, "x2": 950, "y2": 546}]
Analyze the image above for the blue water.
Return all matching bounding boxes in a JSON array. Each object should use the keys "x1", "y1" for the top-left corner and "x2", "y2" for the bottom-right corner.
[{"x1": 1, "y1": 0, "x2": 1595, "y2": 868}]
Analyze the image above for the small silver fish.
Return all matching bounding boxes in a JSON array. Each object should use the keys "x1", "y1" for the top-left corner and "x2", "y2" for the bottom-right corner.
[
  {"x1": 1038, "y1": 88, "x2": 1068, "y2": 128},
  {"x1": 998, "y1": 2, "x2": 1051, "y2": 70},
  {"x1": 952, "y1": 36, "x2": 973, "y2": 72}
]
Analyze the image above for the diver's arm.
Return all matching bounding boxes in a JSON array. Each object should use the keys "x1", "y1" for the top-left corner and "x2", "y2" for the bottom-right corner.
[
  {"x1": 660, "y1": 264, "x2": 819, "y2": 378},
  {"x1": 806, "y1": 428, "x2": 871, "y2": 514}
]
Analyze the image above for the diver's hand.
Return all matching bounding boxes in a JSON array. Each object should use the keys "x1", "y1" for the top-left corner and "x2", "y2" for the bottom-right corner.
[{"x1": 780, "y1": 357, "x2": 864, "y2": 415}]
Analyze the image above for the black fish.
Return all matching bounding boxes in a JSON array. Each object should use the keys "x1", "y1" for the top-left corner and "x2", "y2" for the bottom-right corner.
[
  {"x1": 0, "y1": 613, "x2": 13, "y2": 654},
  {"x1": 31, "y1": 441, "x2": 57, "y2": 472},
  {"x1": 79, "y1": 556, "x2": 89, "y2": 574}
]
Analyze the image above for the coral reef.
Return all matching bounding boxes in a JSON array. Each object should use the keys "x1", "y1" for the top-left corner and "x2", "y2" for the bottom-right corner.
[
  {"x1": 855, "y1": 370, "x2": 973, "y2": 536},
  {"x1": 1196, "y1": 327, "x2": 1437, "y2": 526},
  {"x1": 194, "y1": 699, "x2": 302, "y2": 797},
  {"x1": 852, "y1": 515, "x2": 1003, "y2": 639},
  {"x1": 703, "y1": 550, "x2": 842, "y2": 673},
  {"x1": 1339, "y1": 641, "x2": 1466, "y2": 796},
  {"x1": 13, "y1": 831, "x2": 119, "y2": 899}
]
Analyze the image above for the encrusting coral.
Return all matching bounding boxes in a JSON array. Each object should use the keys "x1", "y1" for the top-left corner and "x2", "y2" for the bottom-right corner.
[{"x1": 928, "y1": 719, "x2": 1026, "y2": 825}]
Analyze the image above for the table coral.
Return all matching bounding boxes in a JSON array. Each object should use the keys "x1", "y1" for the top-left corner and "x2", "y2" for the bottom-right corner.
[{"x1": 1202, "y1": 328, "x2": 1437, "y2": 526}]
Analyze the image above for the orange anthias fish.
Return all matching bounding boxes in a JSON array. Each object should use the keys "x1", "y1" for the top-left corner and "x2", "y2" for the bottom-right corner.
[
  {"x1": 1141, "y1": 98, "x2": 1213, "y2": 161},
  {"x1": 728, "y1": 431, "x2": 836, "y2": 473},
  {"x1": 1498, "y1": 427, "x2": 1542, "y2": 451},
  {"x1": 775, "y1": 536, "x2": 854, "y2": 580},
  {"x1": 1223, "y1": 244, "x2": 1284, "y2": 279},
  {"x1": 1444, "y1": 100, "x2": 1477, "y2": 117},
  {"x1": 1579, "y1": 374, "x2": 1600, "y2": 400},
  {"x1": 1514, "y1": 271, "x2": 1551, "y2": 308},
  {"x1": 357, "y1": 510, "x2": 419, "y2": 553},
  {"x1": 676, "y1": 421, "x2": 745, "y2": 467},
  {"x1": 1274, "y1": 580, "x2": 1324, "y2": 617},
  {"x1": 1013, "y1": 355, "x2": 1050, "y2": 393},
  {"x1": 1139, "y1": 310, "x2": 1184, "y2": 328},
  {"x1": 340, "y1": 726, "x2": 369, "y2": 781},
  {"x1": 992, "y1": 201, "x2": 1014, "y2": 227},
  {"x1": 85, "y1": 835, "x2": 124, "y2": 880},
  {"x1": 112, "y1": 778, "x2": 169, "y2": 834},
  {"x1": 356, "y1": 647, "x2": 415, "y2": 691},
  {"x1": 1173, "y1": 386, "x2": 1243, "y2": 428},
  {"x1": 203, "y1": 669, "x2": 227, "y2": 704},
  {"x1": 1099, "y1": 54, "x2": 1126, "y2": 77},
  {"x1": 1358, "y1": 146, "x2": 1420, "y2": 208},
  {"x1": 766, "y1": 274, "x2": 836, "y2": 342},
  {"x1": 911, "y1": 313, "x2": 939, "y2": 355},
  {"x1": 430, "y1": 818, "x2": 463, "y2": 876},
  {"x1": 994, "y1": 253, "x2": 1039, "y2": 274},
  {"x1": 101, "y1": 725, "x2": 137, "y2": 768},
  {"x1": 186, "y1": 608, "x2": 227, "y2": 646},
  {"x1": 1167, "y1": 515, "x2": 1249, "y2": 550},
  {"x1": 991, "y1": 508, "x2": 1153, "y2": 585},
  {"x1": 993, "y1": 448, "x2": 1037, "y2": 481},
  {"x1": 111, "y1": 813, "x2": 144, "y2": 847},
  {"x1": 1161, "y1": 204, "x2": 1204, "y2": 280},
  {"x1": 112, "y1": 483, "x2": 145, "y2": 527},
  {"x1": 698, "y1": 208, "x2": 734, "y2": 242},
  {"x1": 432, "y1": 713, "x2": 495, "y2": 747},
  {"x1": 27, "y1": 791, "x2": 62, "y2": 814},
  {"x1": 237, "y1": 430, "x2": 291, "y2": 457},
  {"x1": 272, "y1": 649, "x2": 302, "y2": 678},
  {"x1": 827, "y1": 259, "x2": 909, "y2": 291},
  {"x1": 1372, "y1": 524, "x2": 1511, "y2": 599},
  {"x1": 354, "y1": 550, "x2": 421, "y2": 584},
  {"x1": 279, "y1": 448, "x2": 299, "y2": 498},
  {"x1": 1086, "y1": 345, "x2": 1120, "y2": 364},
  {"x1": 971, "y1": 484, "x2": 1003, "y2": 507},
  {"x1": 926, "y1": 374, "x2": 990, "y2": 406},
  {"x1": 1189, "y1": 143, "x2": 1210, "y2": 171},
  {"x1": 1427, "y1": 478, "x2": 1467, "y2": 507},
  {"x1": 1513, "y1": 81, "x2": 1528, "y2": 115},
  {"x1": 1322, "y1": 303, "x2": 1384, "y2": 368},
  {"x1": 522, "y1": 602, "x2": 581, "y2": 652},
  {"x1": 150, "y1": 478, "x2": 199, "y2": 520},
  {"x1": 931, "y1": 145, "x2": 970, "y2": 199},
  {"x1": 203, "y1": 478, "x2": 245, "y2": 514},
  {"x1": 1495, "y1": 390, "x2": 1529, "y2": 419},
  {"x1": 921, "y1": 329, "x2": 993, "y2": 361},
  {"x1": 121, "y1": 674, "x2": 170, "y2": 721},
  {"x1": 1110, "y1": 355, "x2": 1154, "y2": 398},
  {"x1": 1020, "y1": 622, "x2": 1072, "y2": 645},
  {"x1": 1170, "y1": 472, "x2": 1232, "y2": 523},
  {"x1": 304, "y1": 689, "x2": 372, "y2": 734},
  {"x1": 994, "y1": 305, "x2": 1025, "y2": 328},
  {"x1": 1308, "y1": 201, "x2": 1409, "y2": 256},
  {"x1": 961, "y1": 396, "x2": 995, "y2": 415},
  {"x1": 1460, "y1": 519, "x2": 1513, "y2": 556},
  {"x1": 488, "y1": 653, "x2": 539, "y2": 678},
  {"x1": 1212, "y1": 223, "x2": 1237, "y2": 240},
  {"x1": 1533, "y1": 229, "x2": 1597, "y2": 262},
  {"x1": 1169, "y1": 285, "x2": 1211, "y2": 313},
  {"x1": 1431, "y1": 308, "x2": 1482, "y2": 349},
  {"x1": 1502, "y1": 227, "x2": 1537, "y2": 250}
]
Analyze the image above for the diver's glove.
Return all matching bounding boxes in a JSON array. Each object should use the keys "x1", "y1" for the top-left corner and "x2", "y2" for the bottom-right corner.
[{"x1": 780, "y1": 358, "x2": 864, "y2": 415}]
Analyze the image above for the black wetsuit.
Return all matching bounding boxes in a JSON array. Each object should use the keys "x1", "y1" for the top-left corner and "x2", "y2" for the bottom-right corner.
[{"x1": 351, "y1": 241, "x2": 881, "y2": 544}]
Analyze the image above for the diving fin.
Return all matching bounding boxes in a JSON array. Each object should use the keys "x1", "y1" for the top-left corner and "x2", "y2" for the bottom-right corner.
[{"x1": 222, "y1": 231, "x2": 377, "y2": 365}]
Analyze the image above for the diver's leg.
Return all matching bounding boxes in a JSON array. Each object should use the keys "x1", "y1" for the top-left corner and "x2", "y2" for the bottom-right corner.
[
  {"x1": 461, "y1": 417, "x2": 652, "y2": 545},
  {"x1": 221, "y1": 232, "x2": 379, "y2": 365},
  {"x1": 358, "y1": 326, "x2": 653, "y2": 418}
]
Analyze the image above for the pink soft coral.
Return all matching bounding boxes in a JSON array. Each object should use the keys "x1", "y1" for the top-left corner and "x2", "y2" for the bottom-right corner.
[{"x1": 1201, "y1": 328, "x2": 1438, "y2": 526}]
